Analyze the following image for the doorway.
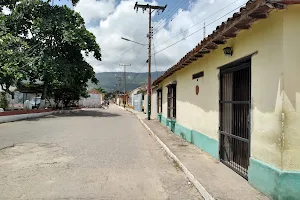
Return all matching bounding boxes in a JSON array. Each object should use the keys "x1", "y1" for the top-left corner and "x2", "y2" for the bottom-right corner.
[{"x1": 219, "y1": 59, "x2": 251, "y2": 179}]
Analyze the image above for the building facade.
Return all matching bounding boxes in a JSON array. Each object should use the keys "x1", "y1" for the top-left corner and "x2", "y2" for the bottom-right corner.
[
  {"x1": 79, "y1": 89, "x2": 104, "y2": 108},
  {"x1": 152, "y1": 1, "x2": 300, "y2": 199}
]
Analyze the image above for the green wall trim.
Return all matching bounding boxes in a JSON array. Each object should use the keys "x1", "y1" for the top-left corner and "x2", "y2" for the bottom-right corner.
[
  {"x1": 174, "y1": 123, "x2": 192, "y2": 142},
  {"x1": 161, "y1": 115, "x2": 168, "y2": 126},
  {"x1": 158, "y1": 116, "x2": 300, "y2": 200},
  {"x1": 157, "y1": 113, "x2": 162, "y2": 122},
  {"x1": 191, "y1": 130, "x2": 219, "y2": 159},
  {"x1": 248, "y1": 158, "x2": 300, "y2": 200},
  {"x1": 159, "y1": 115, "x2": 218, "y2": 160}
]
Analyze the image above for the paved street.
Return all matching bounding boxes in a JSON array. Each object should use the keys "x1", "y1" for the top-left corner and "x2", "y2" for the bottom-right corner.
[{"x1": 0, "y1": 105, "x2": 202, "y2": 200}]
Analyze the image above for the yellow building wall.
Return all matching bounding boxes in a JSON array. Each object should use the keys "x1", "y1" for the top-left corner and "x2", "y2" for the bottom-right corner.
[
  {"x1": 282, "y1": 5, "x2": 300, "y2": 170},
  {"x1": 158, "y1": 9, "x2": 288, "y2": 168}
]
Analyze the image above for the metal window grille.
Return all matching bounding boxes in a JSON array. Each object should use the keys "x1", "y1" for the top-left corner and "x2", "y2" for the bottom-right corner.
[
  {"x1": 157, "y1": 89, "x2": 162, "y2": 113},
  {"x1": 167, "y1": 84, "x2": 176, "y2": 118},
  {"x1": 219, "y1": 60, "x2": 251, "y2": 179}
]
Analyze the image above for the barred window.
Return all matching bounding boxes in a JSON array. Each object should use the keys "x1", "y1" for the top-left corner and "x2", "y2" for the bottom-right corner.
[
  {"x1": 157, "y1": 89, "x2": 162, "y2": 113},
  {"x1": 167, "y1": 84, "x2": 176, "y2": 119}
]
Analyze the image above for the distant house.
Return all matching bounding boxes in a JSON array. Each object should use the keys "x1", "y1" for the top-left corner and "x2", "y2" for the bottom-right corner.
[
  {"x1": 128, "y1": 84, "x2": 147, "y2": 112},
  {"x1": 151, "y1": 1, "x2": 300, "y2": 199},
  {"x1": 0, "y1": 82, "x2": 44, "y2": 109},
  {"x1": 79, "y1": 89, "x2": 104, "y2": 108}
]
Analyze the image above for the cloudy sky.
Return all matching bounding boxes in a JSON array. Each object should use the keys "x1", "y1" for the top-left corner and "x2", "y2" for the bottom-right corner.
[{"x1": 58, "y1": 0, "x2": 248, "y2": 72}]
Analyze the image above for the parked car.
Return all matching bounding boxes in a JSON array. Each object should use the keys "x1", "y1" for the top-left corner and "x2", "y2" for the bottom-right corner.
[{"x1": 30, "y1": 97, "x2": 41, "y2": 109}]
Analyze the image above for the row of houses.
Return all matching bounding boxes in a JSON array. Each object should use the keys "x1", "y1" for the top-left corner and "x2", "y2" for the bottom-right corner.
[{"x1": 130, "y1": 1, "x2": 300, "y2": 199}]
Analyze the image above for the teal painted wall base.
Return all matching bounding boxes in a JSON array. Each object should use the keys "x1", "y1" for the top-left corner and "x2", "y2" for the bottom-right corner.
[
  {"x1": 159, "y1": 115, "x2": 218, "y2": 159},
  {"x1": 248, "y1": 158, "x2": 300, "y2": 200},
  {"x1": 161, "y1": 115, "x2": 168, "y2": 127},
  {"x1": 157, "y1": 113, "x2": 162, "y2": 122},
  {"x1": 158, "y1": 115, "x2": 300, "y2": 200},
  {"x1": 191, "y1": 130, "x2": 218, "y2": 159}
]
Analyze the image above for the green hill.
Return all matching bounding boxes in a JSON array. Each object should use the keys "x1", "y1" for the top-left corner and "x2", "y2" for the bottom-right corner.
[{"x1": 89, "y1": 71, "x2": 165, "y2": 92}]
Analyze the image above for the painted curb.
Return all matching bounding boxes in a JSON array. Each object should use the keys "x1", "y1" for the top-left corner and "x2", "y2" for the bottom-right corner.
[
  {"x1": 120, "y1": 106, "x2": 214, "y2": 199},
  {"x1": 121, "y1": 109, "x2": 215, "y2": 199},
  {"x1": 138, "y1": 119, "x2": 214, "y2": 200}
]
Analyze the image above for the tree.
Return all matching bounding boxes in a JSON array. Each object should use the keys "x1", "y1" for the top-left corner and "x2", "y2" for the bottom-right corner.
[
  {"x1": 48, "y1": 60, "x2": 98, "y2": 108},
  {"x1": 5, "y1": 0, "x2": 101, "y2": 107},
  {"x1": 1, "y1": 0, "x2": 79, "y2": 10},
  {"x1": 95, "y1": 87, "x2": 106, "y2": 94},
  {"x1": 0, "y1": 13, "x2": 29, "y2": 100}
]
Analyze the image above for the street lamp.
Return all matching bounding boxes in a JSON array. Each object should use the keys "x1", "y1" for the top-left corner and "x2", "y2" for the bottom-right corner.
[{"x1": 121, "y1": 37, "x2": 147, "y2": 46}]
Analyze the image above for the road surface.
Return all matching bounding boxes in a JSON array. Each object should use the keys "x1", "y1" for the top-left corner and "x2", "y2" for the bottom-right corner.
[{"x1": 0, "y1": 105, "x2": 202, "y2": 200}]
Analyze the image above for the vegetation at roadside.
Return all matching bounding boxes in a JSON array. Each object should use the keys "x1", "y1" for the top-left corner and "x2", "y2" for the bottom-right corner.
[
  {"x1": 0, "y1": 92, "x2": 8, "y2": 109},
  {"x1": 0, "y1": 0, "x2": 101, "y2": 108}
]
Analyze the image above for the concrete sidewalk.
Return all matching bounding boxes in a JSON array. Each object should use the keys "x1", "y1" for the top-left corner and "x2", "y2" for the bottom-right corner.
[{"x1": 126, "y1": 108, "x2": 269, "y2": 200}]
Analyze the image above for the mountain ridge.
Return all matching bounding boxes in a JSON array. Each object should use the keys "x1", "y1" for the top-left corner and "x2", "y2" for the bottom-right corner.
[{"x1": 89, "y1": 71, "x2": 165, "y2": 92}]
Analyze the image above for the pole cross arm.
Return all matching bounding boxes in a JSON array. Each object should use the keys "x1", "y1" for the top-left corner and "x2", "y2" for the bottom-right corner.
[
  {"x1": 133, "y1": 2, "x2": 167, "y2": 120},
  {"x1": 134, "y1": 2, "x2": 167, "y2": 12}
]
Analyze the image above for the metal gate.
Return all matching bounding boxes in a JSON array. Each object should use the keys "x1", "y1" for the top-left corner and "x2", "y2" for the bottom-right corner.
[
  {"x1": 219, "y1": 59, "x2": 251, "y2": 179},
  {"x1": 133, "y1": 93, "x2": 143, "y2": 112}
]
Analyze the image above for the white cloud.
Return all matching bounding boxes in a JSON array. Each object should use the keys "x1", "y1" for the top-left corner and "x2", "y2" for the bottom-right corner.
[
  {"x1": 74, "y1": 0, "x2": 115, "y2": 23},
  {"x1": 75, "y1": 0, "x2": 248, "y2": 73}
]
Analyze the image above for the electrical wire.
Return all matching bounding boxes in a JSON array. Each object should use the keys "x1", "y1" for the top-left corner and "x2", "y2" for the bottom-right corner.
[
  {"x1": 154, "y1": 3, "x2": 246, "y2": 55},
  {"x1": 154, "y1": 0, "x2": 242, "y2": 46},
  {"x1": 152, "y1": 0, "x2": 188, "y2": 30},
  {"x1": 168, "y1": 0, "x2": 197, "y2": 23},
  {"x1": 128, "y1": 60, "x2": 148, "y2": 84},
  {"x1": 153, "y1": 0, "x2": 189, "y2": 32},
  {"x1": 152, "y1": 42, "x2": 159, "y2": 79}
]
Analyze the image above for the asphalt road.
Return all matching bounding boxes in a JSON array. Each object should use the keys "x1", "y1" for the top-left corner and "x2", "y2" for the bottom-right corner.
[{"x1": 0, "y1": 105, "x2": 202, "y2": 200}]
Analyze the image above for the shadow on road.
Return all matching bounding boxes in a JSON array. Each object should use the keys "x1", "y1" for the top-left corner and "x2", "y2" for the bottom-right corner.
[
  {"x1": 55, "y1": 110, "x2": 121, "y2": 118},
  {"x1": 25, "y1": 110, "x2": 120, "y2": 122}
]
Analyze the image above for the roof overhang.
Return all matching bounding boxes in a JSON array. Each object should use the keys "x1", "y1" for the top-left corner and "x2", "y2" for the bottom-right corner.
[{"x1": 152, "y1": 0, "x2": 300, "y2": 85}]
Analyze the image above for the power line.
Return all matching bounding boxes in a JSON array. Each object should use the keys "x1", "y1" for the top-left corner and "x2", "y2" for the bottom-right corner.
[
  {"x1": 128, "y1": 60, "x2": 148, "y2": 84},
  {"x1": 168, "y1": 0, "x2": 197, "y2": 23},
  {"x1": 122, "y1": 46, "x2": 147, "y2": 73},
  {"x1": 152, "y1": 0, "x2": 187, "y2": 30},
  {"x1": 153, "y1": 0, "x2": 189, "y2": 33},
  {"x1": 156, "y1": 0, "x2": 245, "y2": 46},
  {"x1": 153, "y1": 42, "x2": 158, "y2": 79},
  {"x1": 134, "y1": 2, "x2": 167, "y2": 120},
  {"x1": 100, "y1": 36, "x2": 148, "y2": 65},
  {"x1": 154, "y1": 3, "x2": 246, "y2": 55}
]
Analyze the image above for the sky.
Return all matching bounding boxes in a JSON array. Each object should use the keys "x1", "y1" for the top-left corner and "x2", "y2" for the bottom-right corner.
[{"x1": 42, "y1": 0, "x2": 249, "y2": 73}]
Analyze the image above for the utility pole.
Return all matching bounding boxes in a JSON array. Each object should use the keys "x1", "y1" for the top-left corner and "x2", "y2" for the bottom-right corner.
[
  {"x1": 119, "y1": 64, "x2": 131, "y2": 108},
  {"x1": 134, "y1": 2, "x2": 167, "y2": 120}
]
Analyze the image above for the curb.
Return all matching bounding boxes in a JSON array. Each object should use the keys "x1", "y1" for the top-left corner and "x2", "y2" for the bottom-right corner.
[
  {"x1": 0, "y1": 109, "x2": 81, "y2": 124},
  {"x1": 138, "y1": 119, "x2": 214, "y2": 200},
  {"x1": 118, "y1": 106, "x2": 214, "y2": 199},
  {"x1": 117, "y1": 105, "x2": 125, "y2": 110}
]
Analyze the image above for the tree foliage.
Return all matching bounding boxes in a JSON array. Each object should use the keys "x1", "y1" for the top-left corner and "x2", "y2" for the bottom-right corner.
[
  {"x1": 0, "y1": 13, "x2": 29, "y2": 98},
  {"x1": 95, "y1": 87, "x2": 106, "y2": 94},
  {"x1": 1, "y1": 0, "x2": 102, "y2": 107}
]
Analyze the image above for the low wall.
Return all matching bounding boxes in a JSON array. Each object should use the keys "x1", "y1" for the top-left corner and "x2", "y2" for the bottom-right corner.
[
  {"x1": 0, "y1": 109, "x2": 80, "y2": 124},
  {"x1": 0, "y1": 109, "x2": 54, "y2": 116}
]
